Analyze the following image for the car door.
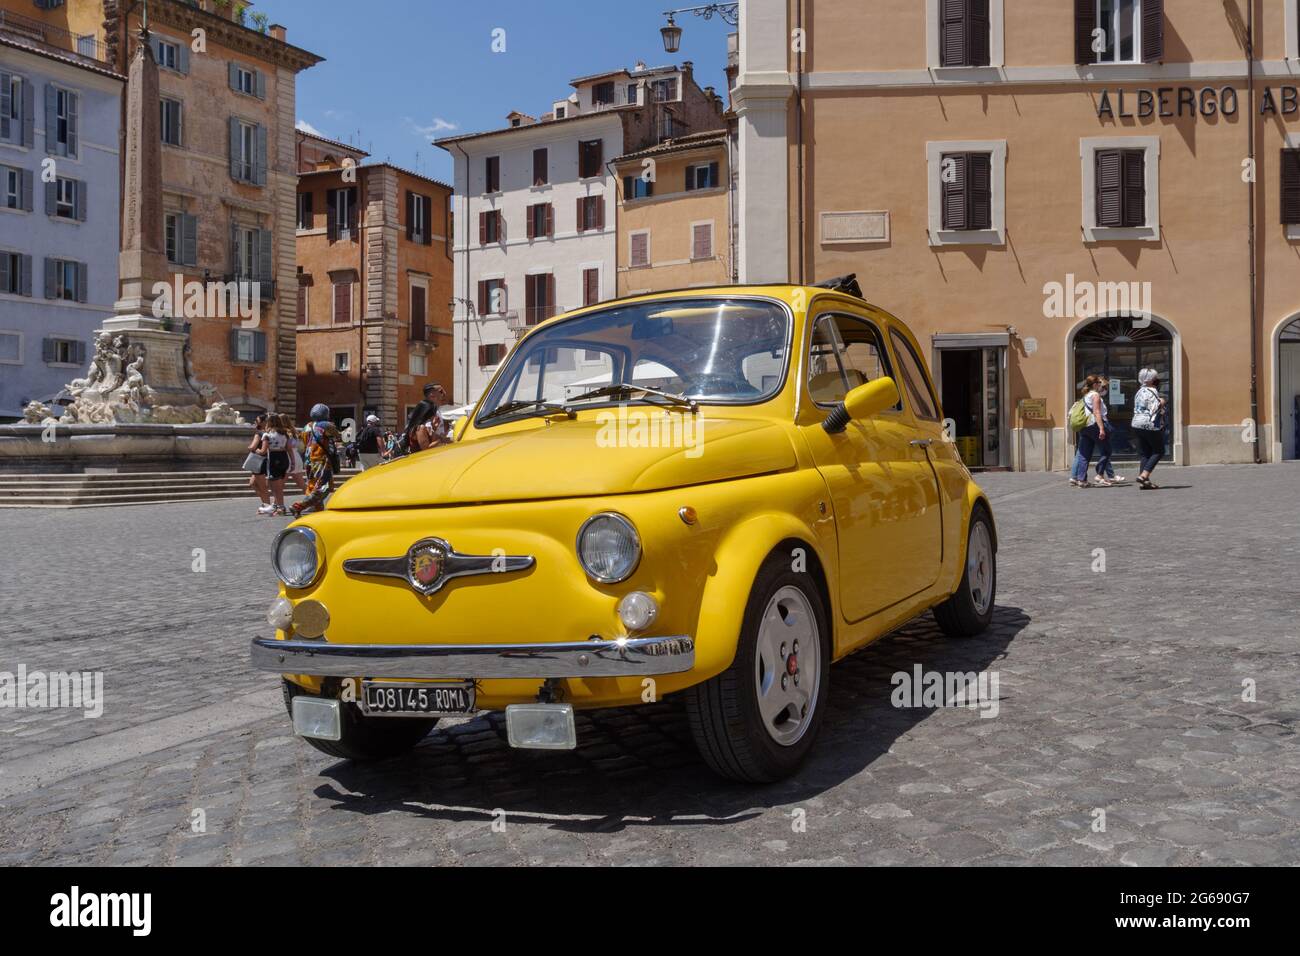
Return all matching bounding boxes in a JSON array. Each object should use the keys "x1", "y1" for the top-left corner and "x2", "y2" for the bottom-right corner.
[{"x1": 798, "y1": 310, "x2": 945, "y2": 622}]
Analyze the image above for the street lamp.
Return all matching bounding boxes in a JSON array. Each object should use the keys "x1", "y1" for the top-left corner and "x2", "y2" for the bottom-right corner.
[{"x1": 660, "y1": 4, "x2": 740, "y2": 53}]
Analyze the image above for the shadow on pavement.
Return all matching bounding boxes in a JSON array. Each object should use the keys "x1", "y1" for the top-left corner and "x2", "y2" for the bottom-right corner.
[{"x1": 312, "y1": 606, "x2": 1031, "y2": 833}]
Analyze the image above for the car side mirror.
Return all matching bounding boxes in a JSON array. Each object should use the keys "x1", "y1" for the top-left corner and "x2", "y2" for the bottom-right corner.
[{"x1": 822, "y1": 377, "x2": 900, "y2": 434}]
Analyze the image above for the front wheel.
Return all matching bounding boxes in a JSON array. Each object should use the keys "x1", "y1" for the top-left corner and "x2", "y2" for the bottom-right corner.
[
  {"x1": 933, "y1": 506, "x2": 997, "y2": 638},
  {"x1": 282, "y1": 680, "x2": 437, "y2": 761},
  {"x1": 685, "y1": 555, "x2": 831, "y2": 783}
]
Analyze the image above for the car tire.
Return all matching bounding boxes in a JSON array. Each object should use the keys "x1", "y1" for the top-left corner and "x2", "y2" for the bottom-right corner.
[
  {"x1": 281, "y1": 679, "x2": 437, "y2": 761},
  {"x1": 685, "y1": 553, "x2": 831, "y2": 783},
  {"x1": 933, "y1": 505, "x2": 996, "y2": 638}
]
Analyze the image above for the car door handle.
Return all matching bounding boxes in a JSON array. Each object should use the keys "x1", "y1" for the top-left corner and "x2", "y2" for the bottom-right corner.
[{"x1": 910, "y1": 439, "x2": 932, "y2": 448}]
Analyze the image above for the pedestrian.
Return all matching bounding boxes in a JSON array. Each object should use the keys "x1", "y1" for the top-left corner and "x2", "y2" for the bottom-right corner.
[
  {"x1": 258, "y1": 416, "x2": 291, "y2": 517},
  {"x1": 285, "y1": 416, "x2": 308, "y2": 494},
  {"x1": 1131, "y1": 368, "x2": 1168, "y2": 490},
  {"x1": 1070, "y1": 375, "x2": 1106, "y2": 488},
  {"x1": 1091, "y1": 378, "x2": 1124, "y2": 486},
  {"x1": 384, "y1": 430, "x2": 400, "y2": 460},
  {"x1": 356, "y1": 414, "x2": 385, "y2": 470},
  {"x1": 403, "y1": 382, "x2": 448, "y2": 451},
  {"x1": 290, "y1": 404, "x2": 341, "y2": 517},
  {"x1": 408, "y1": 402, "x2": 450, "y2": 453},
  {"x1": 245, "y1": 413, "x2": 272, "y2": 511}
]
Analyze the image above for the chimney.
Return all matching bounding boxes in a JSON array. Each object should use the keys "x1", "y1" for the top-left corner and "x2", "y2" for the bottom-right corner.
[{"x1": 270, "y1": 24, "x2": 287, "y2": 42}]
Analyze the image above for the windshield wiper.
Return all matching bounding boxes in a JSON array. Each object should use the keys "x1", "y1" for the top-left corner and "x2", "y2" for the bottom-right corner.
[
  {"x1": 477, "y1": 399, "x2": 575, "y2": 425},
  {"x1": 565, "y1": 383, "x2": 699, "y2": 413}
]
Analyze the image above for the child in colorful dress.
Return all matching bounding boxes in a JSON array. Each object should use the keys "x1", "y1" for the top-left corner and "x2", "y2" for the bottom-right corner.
[{"x1": 290, "y1": 404, "x2": 342, "y2": 517}]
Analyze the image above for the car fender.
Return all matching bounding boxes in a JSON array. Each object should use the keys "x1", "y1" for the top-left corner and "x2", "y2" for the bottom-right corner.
[{"x1": 692, "y1": 509, "x2": 836, "y2": 682}]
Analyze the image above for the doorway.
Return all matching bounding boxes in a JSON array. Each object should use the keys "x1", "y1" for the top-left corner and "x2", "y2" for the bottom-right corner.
[
  {"x1": 1072, "y1": 318, "x2": 1173, "y2": 462},
  {"x1": 1281, "y1": 318, "x2": 1300, "y2": 460},
  {"x1": 938, "y1": 346, "x2": 1006, "y2": 469}
]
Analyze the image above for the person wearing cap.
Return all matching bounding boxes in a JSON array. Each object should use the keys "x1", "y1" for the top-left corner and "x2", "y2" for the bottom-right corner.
[
  {"x1": 356, "y1": 414, "x2": 386, "y2": 470},
  {"x1": 1131, "y1": 367, "x2": 1168, "y2": 489}
]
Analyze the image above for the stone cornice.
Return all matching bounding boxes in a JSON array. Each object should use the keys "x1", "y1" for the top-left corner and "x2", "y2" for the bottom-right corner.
[{"x1": 154, "y1": 0, "x2": 324, "y2": 73}]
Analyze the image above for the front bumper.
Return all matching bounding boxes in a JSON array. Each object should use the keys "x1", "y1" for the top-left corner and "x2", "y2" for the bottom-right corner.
[{"x1": 250, "y1": 634, "x2": 695, "y2": 679}]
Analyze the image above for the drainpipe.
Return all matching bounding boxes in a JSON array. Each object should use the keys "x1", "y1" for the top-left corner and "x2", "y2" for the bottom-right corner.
[
  {"x1": 795, "y1": 0, "x2": 806, "y2": 284},
  {"x1": 455, "y1": 143, "x2": 472, "y2": 405},
  {"x1": 1247, "y1": 2, "x2": 1261, "y2": 463}
]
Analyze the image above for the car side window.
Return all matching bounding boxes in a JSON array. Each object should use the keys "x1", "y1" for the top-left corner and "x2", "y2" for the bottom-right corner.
[
  {"x1": 889, "y1": 329, "x2": 941, "y2": 422},
  {"x1": 808, "y1": 314, "x2": 900, "y2": 410}
]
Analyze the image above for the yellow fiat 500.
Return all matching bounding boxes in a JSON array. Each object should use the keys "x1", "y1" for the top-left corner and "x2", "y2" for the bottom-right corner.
[{"x1": 252, "y1": 278, "x2": 996, "y2": 782}]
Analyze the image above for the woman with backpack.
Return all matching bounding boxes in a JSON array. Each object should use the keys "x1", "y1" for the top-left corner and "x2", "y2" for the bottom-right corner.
[
  {"x1": 1131, "y1": 368, "x2": 1168, "y2": 489},
  {"x1": 1070, "y1": 375, "x2": 1106, "y2": 487},
  {"x1": 290, "y1": 404, "x2": 342, "y2": 517}
]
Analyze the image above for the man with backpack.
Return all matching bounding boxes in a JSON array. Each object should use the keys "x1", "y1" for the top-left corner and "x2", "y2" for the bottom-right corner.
[{"x1": 355, "y1": 414, "x2": 386, "y2": 470}]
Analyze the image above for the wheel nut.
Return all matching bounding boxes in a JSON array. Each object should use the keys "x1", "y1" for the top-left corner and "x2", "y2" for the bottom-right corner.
[
  {"x1": 781, "y1": 674, "x2": 788, "y2": 690},
  {"x1": 793, "y1": 641, "x2": 800, "y2": 654},
  {"x1": 780, "y1": 643, "x2": 787, "y2": 657},
  {"x1": 793, "y1": 674, "x2": 799, "y2": 686}
]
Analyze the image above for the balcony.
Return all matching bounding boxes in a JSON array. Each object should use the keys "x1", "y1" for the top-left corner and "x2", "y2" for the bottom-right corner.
[
  {"x1": 222, "y1": 276, "x2": 277, "y2": 305},
  {"x1": 0, "y1": 10, "x2": 106, "y2": 66}
]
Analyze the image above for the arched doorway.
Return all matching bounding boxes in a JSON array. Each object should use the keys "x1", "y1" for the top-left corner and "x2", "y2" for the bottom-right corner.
[
  {"x1": 1072, "y1": 317, "x2": 1174, "y2": 462},
  {"x1": 1279, "y1": 317, "x2": 1300, "y2": 461}
]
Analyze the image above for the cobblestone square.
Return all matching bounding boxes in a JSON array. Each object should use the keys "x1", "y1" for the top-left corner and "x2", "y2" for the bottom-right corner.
[{"x1": 1, "y1": 464, "x2": 1297, "y2": 866}]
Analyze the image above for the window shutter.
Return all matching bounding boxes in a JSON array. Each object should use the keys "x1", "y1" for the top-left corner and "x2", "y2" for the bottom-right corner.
[
  {"x1": 968, "y1": 153, "x2": 992, "y2": 230},
  {"x1": 0, "y1": 255, "x2": 9, "y2": 294},
  {"x1": 44, "y1": 257, "x2": 56, "y2": 298},
  {"x1": 179, "y1": 44, "x2": 191, "y2": 75},
  {"x1": 1095, "y1": 149, "x2": 1123, "y2": 228},
  {"x1": 347, "y1": 187, "x2": 358, "y2": 232},
  {"x1": 478, "y1": 210, "x2": 486, "y2": 244},
  {"x1": 576, "y1": 197, "x2": 586, "y2": 232},
  {"x1": 941, "y1": 153, "x2": 968, "y2": 229},
  {"x1": 255, "y1": 124, "x2": 268, "y2": 186},
  {"x1": 66, "y1": 92, "x2": 77, "y2": 156},
  {"x1": 477, "y1": 280, "x2": 487, "y2": 315},
  {"x1": 21, "y1": 80, "x2": 34, "y2": 148},
  {"x1": 631, "y1": 232, "x2": 647, "y2": 266},
  {"x1": 44, "y1": 84, "x2": 57, "y2": 154},
  {"x1": 72, "y1": 338, "x2": 86, "y2": 366},
  {"x1": 182, "y1": 213, "x2": 198, "y2": 266},
  {"x1": 327, "y1": 190, "x2": 339, "y2": 242},
  {"x1": 43, "y1": 338, "x2": 56, "y2": 363},
  {"x1": 406, "y1": 190, "x2": 415, "y2": 241},
  {"x1": 940, "y1": 0, "x2": 967, "y2": 67},
  {"x1": 255, "y1": 69, "x2": 267, "y2": 100},
  {"x1": 19, "y1": 255, "x2": 31, "y2": 296},
  {"x1": 0, "y1": 73, "x2": 10, "y2": 140},
  {"x1": 228, "y1": 117, "x2": 240, "y2": 179},
  {"x1": 151, "y1": 37, "x2": 164, "y2": 62},
  {"x1": 45, "y1": 179, "x2": 56, "y2": 216},
  {"x1": 230, "y1": 219, "x2": 240, "y2": 275},
  {"x1": 968, "y1": 0, "x2": 990, "y2": 66},
  {"x1": 526, "y1": 204, "x2": 535, "y2": 240},
  {"x1": 1141, "y1": 0, "x2": 1164, "y2": 63},
  {"x1": 302, "y1": 191, "x2": 313, "y2": 228},
  {"x1": 478, "y1": 344, "x2": 488, "y2": 366},
  {"x1": 75, "y1": 180, "x2": 86, "y2": 221},
  {"x1": 229, "y1": 327, "x2": 239, "y2": 361},
  {"x1": 623, "y1": 175, "x2": 633, "y2": 199},
  {"x1": 1074, "y1": 0, "x2": 1097, "y2": 66},
  {"x1": 20, "y1": 169, "x2": 32, "y2": 211},
  {"x1": 334, "y1": 281, "x2": 350, "y2": 323},
  {"x1": 545, "y1": 202, "x2": 554, "y2": 237},
  {"x1": 258, "y1": 228, "x2": 273, "y2": 281},
  {"x1": 1122, "y1": 150, "x2": 1146, "y2": 227},
  {"x1": 76, "y1": 262, "x2": 86, "y2": 303},
  {"x1": 1282, "y1": 150, "x2": 1300, "y2": 225},
  {"x1": 422, "y1": 197, "x2": 434, "y2": 245},
  {"x1": 595, "y1": 197, "x2": 605, "y2": 231},
  {"x1": 547, "y1": 273, "x2": 556, "y2": 313},
  {"x1": 708, "y1": 161, "x2": 720, "y2": 187},
  {"x1": 253, "y1": 330, "x2": 267, "y2": 363},
  {"x1": 228, "y1": 62, "x2": 239, "y2": 91}
]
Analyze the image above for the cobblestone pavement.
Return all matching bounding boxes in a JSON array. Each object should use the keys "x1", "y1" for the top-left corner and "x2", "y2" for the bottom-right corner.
[{"x1": 1, "y1": 463, "x2": 1297, "y2": 866}]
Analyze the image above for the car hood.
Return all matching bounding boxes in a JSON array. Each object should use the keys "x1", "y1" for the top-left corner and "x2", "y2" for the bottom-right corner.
[{"x1": 327, "y1": 415, "x2": 797, "y2": 509}]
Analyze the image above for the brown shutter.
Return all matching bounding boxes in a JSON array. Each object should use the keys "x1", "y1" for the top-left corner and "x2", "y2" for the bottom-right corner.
[
  {"x1": 406, "y1": 190, "x2": 415, "y2": 241},
  {"x1": 545, "y1": 203, "x2": 554, "y2": 237},
  {"x1": 1074, "y1": 0, "x2": 1097, "y2": 66},
  {"x1": 1095, "y1": 150, "x2": 1123, "y2": 227},
  {"x1": 576, "y1": 197, "x2": 586, "y2": 232},
  {"x1": 1122, "y1": 150, "x2": 1146, "y2": 227},
  {"x1": 479, "y1": 210, "x2": 487, "y2": 244},
  {"x1": 968, "y1": 153, "x2": 992, "y2": 230},
  {"x1": 477, "y1": 279, "x2": 487, "y2": 315},
  {"x1": 1141, "y1": 0, "x2": 1164, "y2": 63},
  {"x1": 1282, "y1": 150, "x2": 1300, "y2": 225},
  {"x1": 584, "y1": 267, "x2": 599, "y2": 306},
  {"x1": 940, "y1": 0, "x2": 967, "y2": 67},
  {"x1": 347, "y1": 187, "x2": 359, "y2": 233},
  {"x1": 595, "y1": 197, "x2": 605, "y2": 231},
  {"x1": 547, "y1": 273, "x2": 556, "y2": 316},
  {"x1": 526, "y1": 204, "x2": 535, "y2": 240},
  {"x1": 941, "y1": 153, "x2": 967, "y2": 230},
  {"x1": 495, "y1": 209, "x2": 504, "y2": 241},
  {"x1": 478, "y1": 344, "x2": 488, "y2": 366},
  {"x1": 333, "y1": 281, "x2": 350, "y2": 324},
  {"x1": 327, "y1": 189, "x2": 338, "y2": 242},
  {"x1": 968, "y1": 0, "x2": 990, "y2": 66}
]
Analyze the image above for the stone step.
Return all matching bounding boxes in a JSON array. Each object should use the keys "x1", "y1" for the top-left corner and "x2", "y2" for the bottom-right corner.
[{"x1": 0, "y1": 472, "x2": 357, "y2": 508}]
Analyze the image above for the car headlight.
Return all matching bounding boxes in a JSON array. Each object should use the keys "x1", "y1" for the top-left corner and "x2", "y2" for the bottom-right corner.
[
  {"x1": 273, "y1": 527, "x2": 322, "y2": 589},
  {"x1": 577, "y1": 513, "x2": 641, "y2": 584}
]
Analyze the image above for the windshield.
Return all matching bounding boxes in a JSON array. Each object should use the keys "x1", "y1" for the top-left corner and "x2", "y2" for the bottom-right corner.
[{"x1": 475, "y1": 297, "x2": 791, "y2": 425}]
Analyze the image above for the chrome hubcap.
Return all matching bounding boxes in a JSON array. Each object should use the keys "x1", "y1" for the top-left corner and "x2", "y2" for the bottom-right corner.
[
  {"x1": 754, "y1": 586, "x2": 820, "y2": 747},
  {"x1": 967, "y1": 521, "x2": 993, "y2": 615}
]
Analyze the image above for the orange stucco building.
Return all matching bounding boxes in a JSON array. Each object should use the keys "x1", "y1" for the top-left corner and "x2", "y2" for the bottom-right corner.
[
  {"x1": 295, "y1": 129, "x2": 453, "y2": 432},
  {"x1": 735, "y1": 0, "x2": 1300, "y2": 468}
]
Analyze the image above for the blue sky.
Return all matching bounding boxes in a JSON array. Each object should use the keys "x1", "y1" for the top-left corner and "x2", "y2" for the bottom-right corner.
[{"x1": 273, "y1": 0, "x2": 732, "y2": 184}]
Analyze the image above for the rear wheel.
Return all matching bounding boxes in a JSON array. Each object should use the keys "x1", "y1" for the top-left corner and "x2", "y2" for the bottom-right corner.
[
  {"x1": 933, "y1": 506, "x2": 996, "y2": 638},
  {"x1": 282, "y1": 680, "x2": 437, "y2": 761},
  {"x1": 686, "y1": 555, "x2": 831, "y2": 783}
]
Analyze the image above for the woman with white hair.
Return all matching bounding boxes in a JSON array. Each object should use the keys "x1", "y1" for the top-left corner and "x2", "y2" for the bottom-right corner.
[{"x1": 1131, "y1": 368, "x2": 1168, "y2": 489}]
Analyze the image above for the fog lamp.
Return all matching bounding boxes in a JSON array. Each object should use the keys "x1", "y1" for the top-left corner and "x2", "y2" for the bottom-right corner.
[{"x1": 266, "y1": 596, "x2": 294, "y2": 631}]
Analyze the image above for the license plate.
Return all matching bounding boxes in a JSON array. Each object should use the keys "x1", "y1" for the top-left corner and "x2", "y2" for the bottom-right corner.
[{"x1": 360, "y1": 681, "x2": 475, "y2": 716}]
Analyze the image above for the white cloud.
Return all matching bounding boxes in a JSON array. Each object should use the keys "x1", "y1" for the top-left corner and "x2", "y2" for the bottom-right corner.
[
  {"x1": 405, "y1": 116, "x2": 459, "y2": 138},
  {"x1": 296, "y1": 119, "x2": 324, "y2": 136}
]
